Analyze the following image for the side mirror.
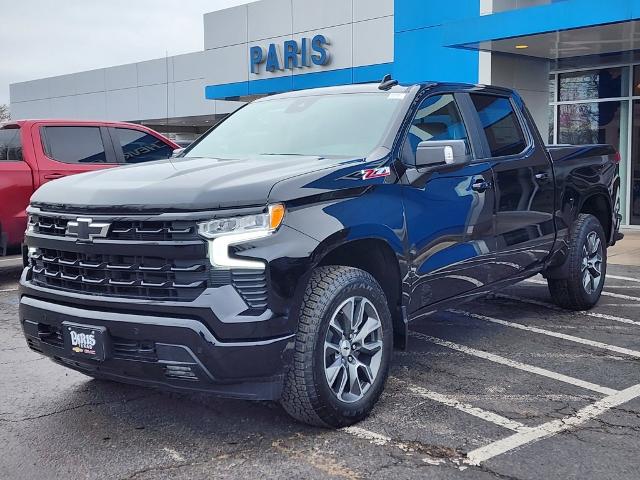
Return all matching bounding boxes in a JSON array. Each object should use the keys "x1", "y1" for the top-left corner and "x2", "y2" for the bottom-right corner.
[
  {"x1": 415, "y1": 140, "x2": 470, "y2": 170},
  {"x1": 171, "y1": 148, "x2": 185, "y2": 158}
]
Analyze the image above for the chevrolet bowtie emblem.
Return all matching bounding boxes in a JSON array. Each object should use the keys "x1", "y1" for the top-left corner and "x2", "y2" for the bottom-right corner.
[{"x1": 66, "y1": 217, "x2": 111, "y2": 242}]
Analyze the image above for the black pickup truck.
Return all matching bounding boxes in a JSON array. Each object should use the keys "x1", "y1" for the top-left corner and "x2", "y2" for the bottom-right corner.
[{"x1": 20, "y1": 80, "x2": 621, "y2": 427}]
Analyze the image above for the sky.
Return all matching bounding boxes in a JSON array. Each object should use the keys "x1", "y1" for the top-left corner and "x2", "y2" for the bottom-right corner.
[{"x1": 0, "y1": 0, "x2": 255, "y2": 106}]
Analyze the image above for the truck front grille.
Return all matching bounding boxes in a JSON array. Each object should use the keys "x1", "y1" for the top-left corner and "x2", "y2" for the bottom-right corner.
[
  {"x1": 30, "y1": 249, "x2": 208, "y2": 301},
  {"x1": 26, "y1": 209, "x2": 270, "y2": 311},
  {"x1": 31, "y1": 214, "x2": 195, "y2": 242}
]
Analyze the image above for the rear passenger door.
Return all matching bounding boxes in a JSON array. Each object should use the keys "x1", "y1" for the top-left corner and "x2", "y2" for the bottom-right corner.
[
  {"x1": 109, "y1": 127, "x2": 175, "y2": 164},
  {"x1": 0, "y1": 127, "x2": 33, "y2": 248},
  {"x1": 402, "y1": 92, "x2": 497, "y2": 312},
  {"x1": 34, "y1": 124, "x2": 117, "y2": 187},
  {"x1": 468, "y1": 93, "x2": 555, "y2": 278}
]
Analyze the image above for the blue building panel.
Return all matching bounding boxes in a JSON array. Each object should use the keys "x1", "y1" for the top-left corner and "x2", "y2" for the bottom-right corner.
[
  {"x1": 395, "y1": 0, "x2": 481, "y2": 33},
  {"x1": 444, "y1": 0, "x2": 640, "y2": 48},
  {"x1": 393, "y1": 0, "x2": 481, "y2": 85}
]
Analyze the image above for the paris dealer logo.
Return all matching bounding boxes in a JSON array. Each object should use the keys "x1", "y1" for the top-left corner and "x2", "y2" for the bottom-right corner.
[{"x1": 70, "y1": 330, "x2": 97, "y2": 354}]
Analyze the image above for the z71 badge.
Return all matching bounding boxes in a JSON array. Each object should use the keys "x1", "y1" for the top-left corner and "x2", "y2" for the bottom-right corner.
[{"x1": 361, "y1": 167, "x2": 391, "y2": 180}]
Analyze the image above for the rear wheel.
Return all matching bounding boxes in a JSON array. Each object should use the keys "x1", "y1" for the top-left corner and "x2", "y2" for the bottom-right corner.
[
  {"x1": 281, "y1": 266, "x2": 393, "y2": 427},
  {"x1": 547, "y1": 214, "x2": 607, "y2": 310}
]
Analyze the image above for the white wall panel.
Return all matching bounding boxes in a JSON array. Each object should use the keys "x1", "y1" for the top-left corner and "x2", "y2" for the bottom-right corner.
[
  {"x1": 11, "y1": 99, "x2": 52, "y2": 119},
  {"x1": 173, "y1": 52, "x2": 204, "y2": 82},
  {"x1": 9, "y1": 83, "x2": 29, "y2": 103},
  {"x1": 49, "y1": 74, "x2": 76, "y2": 98},
  {"x1": 137, "y1": 58, "x2": 170, "y2": 86},
  {"x1": 75, "y1": 92, "x2": 107, "y2": 119},
  {"x1": 292, "y1": 0, "x2": 352, "y2": 33},
  {"x1": 173, "y1": 79, "x2": 212, "y2": 117},
  {"x1": 17, "y1": 79, "x2": 51, "y2": 102},
  {"x1": 106, "y1": 88, "x2": 139, "y2": 121},
  {"x1": 49, "y1": 96, "x2": 76, "y2": 118},
  {"x1": 74, "y1": 69, "x2": 106, "y2": 95},
  {"x1": 353, "y1": 0, "x2": 393, "y2": 21},
  {"x1": 353, "y1": 16, "x2": 394, "y2": 66},
  {"x1": 248, "y1": 0, "x2": 292, "y2": 41},
  {"x1": 138, "y1": 84, "x2": 169, "y2": 120},
  {"x1": 204, "y1": 6, "x2": 248, "y2": 50},
  {"x1": 106, "y1": 64, "x2": 138, "y2": 90},
  {"x1": 203, "y1": 44, "x2": 249, "y2": 85}
]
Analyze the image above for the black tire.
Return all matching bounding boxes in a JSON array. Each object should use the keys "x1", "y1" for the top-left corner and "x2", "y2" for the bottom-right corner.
[
  {"x1": 281, "y1": 266, "x2": 393, "y2": 427},
  {"x1": 547, "y1": 213, "x2": 607, "y2": 310}
]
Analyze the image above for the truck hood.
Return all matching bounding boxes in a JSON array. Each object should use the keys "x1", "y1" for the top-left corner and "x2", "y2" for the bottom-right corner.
[{"x1": 31, "y1": 155, "x2": 358, "y2": 212}]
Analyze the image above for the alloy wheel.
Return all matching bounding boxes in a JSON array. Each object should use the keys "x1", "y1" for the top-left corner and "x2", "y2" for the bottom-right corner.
[
  {"x1": 323, "y1": 296, "x2": 383, "y2": 403},
  {"x1": 582, "y1": 231, "x2": 603, "y2": 295}
]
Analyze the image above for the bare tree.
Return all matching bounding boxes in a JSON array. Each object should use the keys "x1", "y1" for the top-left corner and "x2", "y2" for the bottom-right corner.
[{"x1": 0, "y1": 104, "x2": 9, "y2": 122}]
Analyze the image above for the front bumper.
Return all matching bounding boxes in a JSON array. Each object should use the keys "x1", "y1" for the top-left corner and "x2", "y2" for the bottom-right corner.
[{"x1": 19, "y1": 292, "x2": 294, "y2": 400}]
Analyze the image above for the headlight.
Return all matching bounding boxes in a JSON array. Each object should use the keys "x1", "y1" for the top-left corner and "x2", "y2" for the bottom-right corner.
[
  {"x1": 26, "y1": 215, "x2": 36, "y2": 234},
  {"x1": 197, "y1": 204, "x2": 284, "y2": 238},
  {"x1": 198, "y1": 204, "x2": 285, "y2": 269}
]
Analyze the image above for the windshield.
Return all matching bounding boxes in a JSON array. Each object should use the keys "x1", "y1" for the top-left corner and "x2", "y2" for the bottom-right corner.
[{"x1": 184, "y1": 92, "x2": 406, "y2": 159}]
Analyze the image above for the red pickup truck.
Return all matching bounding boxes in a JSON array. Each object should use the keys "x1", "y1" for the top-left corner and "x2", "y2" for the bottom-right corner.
[{"x1": 0, "y1": 119, "x2": 179, "y2": 254}]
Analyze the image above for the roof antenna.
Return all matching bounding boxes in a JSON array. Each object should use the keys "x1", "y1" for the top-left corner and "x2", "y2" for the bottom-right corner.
[{"x1": 378, "y1": 74, "x2": 398, "y2": 91}]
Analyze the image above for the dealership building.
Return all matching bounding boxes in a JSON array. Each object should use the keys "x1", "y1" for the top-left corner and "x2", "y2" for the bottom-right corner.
[{"x1": 9, "y1": 0, "x2": 640, "y2": 225}]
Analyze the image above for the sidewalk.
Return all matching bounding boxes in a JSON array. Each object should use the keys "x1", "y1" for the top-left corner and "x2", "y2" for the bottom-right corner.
[{"x1": 609, "y1": 229, "x2": 640, "y2": 266}]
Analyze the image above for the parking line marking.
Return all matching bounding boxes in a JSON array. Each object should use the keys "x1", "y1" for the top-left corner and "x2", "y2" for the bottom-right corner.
[
  {"x1": 597, "y1": 285, "x2": 640, "y2": 289},
  {"x1": 406, "y1": 384, "x2": 529, "y2": 432},
  {"x1": 495, "y1": 294, "x2": 640, "y2": 328},
  {"x1": 409, "y1": 331, "x2": 617, "y2": 395},
  {"x1": 524, "y1": 278, "x2": 640, "y2": 301},
  {"x1": 450, "y1": 309, "x2": 640, "y2": 359},
  {"x1": 0, "y1": 257, "x2": 20, "y2": 263},
  {"x1": 466, "y1": 383, "x2": 640, "y2": 465},
  {"x1": 607, "y1": 274, "x2": 640, "y2": 284},
  {"x1": 0, "y1": 288, "x2": 17, "y2": 293}
]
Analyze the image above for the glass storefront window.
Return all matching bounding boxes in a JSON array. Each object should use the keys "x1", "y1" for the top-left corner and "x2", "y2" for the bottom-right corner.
[
  {"x1": 633, "y1": 66, "x2": 640, "y2": 96},
  {"x1": 548, "y1": 106, "x2": 554, "y2": 144},
  {"x1": 558, "y1": 68, "x2": 624, "y2": 101},
  {"x1": 630, "y1": 101, "x2": 640, "y2": 224},
  {"x1": 557, "y1": 102, "x2": 622, "y2": 148}
]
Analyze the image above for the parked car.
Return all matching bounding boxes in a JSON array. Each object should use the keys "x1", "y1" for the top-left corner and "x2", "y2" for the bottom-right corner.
[
  {"x1": 0, "y1": 120, "x2": 180, "y2": 254},
  {"x1": 20, "y1": 81, "x2": 621, "y2": 427}
]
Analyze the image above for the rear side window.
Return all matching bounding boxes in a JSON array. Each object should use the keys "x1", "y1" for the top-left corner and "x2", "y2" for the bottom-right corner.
[
  {"x1": 0, "y1": 128, "x2": 22, "y2": 161},
  {"x1": 115, "y1": 128, "x2": 173, "y2": 163},
  {"x1": 402, "y1": 94, "x2": 469, "y2": 165},
  {"x1": 43, "y1": 126, "x2": 108, "y2": 164},
  {"x1": 470, "y1": 94, "x2": 527, "y2": 157}
]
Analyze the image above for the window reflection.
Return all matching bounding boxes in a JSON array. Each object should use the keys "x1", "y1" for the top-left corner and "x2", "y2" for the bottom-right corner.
[
  {"x1": 558, "y1": 68, "x2": 623, "y2": 101},
  {"x1": 630, "y1": 101, "x2": 640, "y2": 225},
  {"x1": 557, "y1": 102, "x2": 621, "y2": 149}
]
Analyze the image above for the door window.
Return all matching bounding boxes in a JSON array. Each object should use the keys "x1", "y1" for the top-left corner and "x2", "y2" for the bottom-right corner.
[
  {"x1": 0, "y1": 128, "x2": 22, "y2": 161},
  {"x1": 115, "y1": 128, "x2": 173, "y2": 163},
  {"x1": 402, "y1": 94, "x2": 469, "y2": 165},
  {"x1": 43, "y1": 126, "x2": 108, "y2": 164},
  {"x1": 470, "y1": 94, "x2": 527, "y2": 157}
]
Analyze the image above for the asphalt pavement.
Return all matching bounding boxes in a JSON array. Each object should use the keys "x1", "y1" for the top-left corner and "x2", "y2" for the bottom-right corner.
[{"x1": 2, "y1": 257, "x2": 640, "y2": 479}]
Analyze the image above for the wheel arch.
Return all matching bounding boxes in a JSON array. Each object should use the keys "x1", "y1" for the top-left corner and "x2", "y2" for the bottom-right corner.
[
  {"x1": 310, "y1": 231, "x2": 408, "y2": 349},
  {"x1": 578, "y1": 191, "x2": 613, "y2": 242}
]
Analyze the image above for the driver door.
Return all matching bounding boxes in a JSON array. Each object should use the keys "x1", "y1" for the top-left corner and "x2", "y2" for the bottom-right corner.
[{"x1": 401, "y1": 92, "x2": 497, "y2": 314}]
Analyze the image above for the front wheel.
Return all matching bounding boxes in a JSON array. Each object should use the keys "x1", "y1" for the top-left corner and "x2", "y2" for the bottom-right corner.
[
  {"x1": 547, "y1": 213, "x2": 607, "y2": 310},
  {"x1": 281, "y1": 266, "x2": 393, "y2": 427}
]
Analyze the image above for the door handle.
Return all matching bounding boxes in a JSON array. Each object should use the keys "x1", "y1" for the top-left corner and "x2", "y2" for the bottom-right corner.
[
  {"x1": 471, "y1": 179, "x2": 492, "y2": 193},
  {"x1": 44, "y1": 173, "x2": 65, "y2": 180},
  {"x1": 534, "y1": 172, "x2": 550, "y2": 182}
]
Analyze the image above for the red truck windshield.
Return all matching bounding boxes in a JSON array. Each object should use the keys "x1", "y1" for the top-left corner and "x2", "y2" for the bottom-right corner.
[{"x1": 0, "y1": 128, "x2": 22, "y2": 161}]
